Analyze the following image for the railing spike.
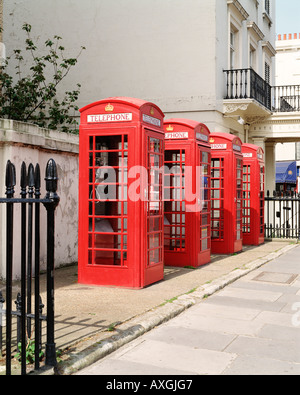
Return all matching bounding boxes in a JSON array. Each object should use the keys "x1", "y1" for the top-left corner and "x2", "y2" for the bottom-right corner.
[
  {"x1": 11, "y1": 163, "x2": 16, "y2": 188},
  {"x1": 28, "y1": 163, "x2": 35, "y2": 187},
  {"x1": 5, "y1": 161, "x2": 13, "y2": 188},
  {"x1": 45, "y1": 159, "x2": 58, "y2": 194},
  {"x1": 5, "y1": 161, "x2": 15, "y2": 198},
  {"x1": 20, "y1": 162, "x2": 27, "y2": 196},
  {"x1": 34, "y1": 163, "x2": 41, "y2": 193}
]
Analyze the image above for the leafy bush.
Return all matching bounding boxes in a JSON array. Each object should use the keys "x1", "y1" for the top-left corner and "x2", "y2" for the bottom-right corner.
[{"x1": 0, "y1": 23, "x2": 85, "y2": 133}]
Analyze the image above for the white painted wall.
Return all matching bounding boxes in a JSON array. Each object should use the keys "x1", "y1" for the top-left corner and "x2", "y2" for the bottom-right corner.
[
  {"x1": 276, "y1": 36, "x2": 300, "y2": 86},
  {"x1": 0, "y1": 120, "x2": 79, "y2": 279},
  {"x1": 2, "y1": 0, "x2": 275, "y2": 133}
]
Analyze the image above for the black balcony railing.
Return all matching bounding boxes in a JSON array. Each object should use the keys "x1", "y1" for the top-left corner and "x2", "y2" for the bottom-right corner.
[
  {"x1": 224, "y1": 69, "x2": 300, "y2": 114},
  {"x1": 273, "y1": 85, "x2": 300, "y2": 112},
  {"x1": 224, "y1": 68, "x2": 272, "y2": 110}
]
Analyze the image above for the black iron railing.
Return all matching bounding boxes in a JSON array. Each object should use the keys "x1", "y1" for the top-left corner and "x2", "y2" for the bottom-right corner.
[
  {"x1": 224, "y1": 69, "x2": 300, "y2": 114},
  {"x1": 0, "y1": 159, "x2": 59, "y2": 375},
  {"x1": 265, "y1": 190, "x2": 300, "y2": 240},
  {"x1": 224, "y1": 68, "x2": 272, "y2": 110},
  {"x1": 273, "y1": 85, "x2": 300, "y2": 112}
]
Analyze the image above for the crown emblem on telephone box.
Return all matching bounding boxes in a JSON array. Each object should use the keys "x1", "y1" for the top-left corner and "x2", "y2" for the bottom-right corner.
[{"x1": 105, "y1": 103, "x2": 114, "y2": 112}]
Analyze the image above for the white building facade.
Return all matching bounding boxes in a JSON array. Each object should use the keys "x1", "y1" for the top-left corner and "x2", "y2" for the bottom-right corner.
[
  {"x1": 275, "y1": 33, "x2": 300, "y2": 192},
  {"x1": 2, "y1": 0, "x2": 299, "y2": 193},
  {"x1": 1, "y1": 1, "x2": 275, "y2": 123}
]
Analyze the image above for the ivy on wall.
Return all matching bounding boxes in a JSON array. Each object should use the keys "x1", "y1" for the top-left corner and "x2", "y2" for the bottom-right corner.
[{"x1": 0, "y1": 23, "x2": 85, "y2": 133}]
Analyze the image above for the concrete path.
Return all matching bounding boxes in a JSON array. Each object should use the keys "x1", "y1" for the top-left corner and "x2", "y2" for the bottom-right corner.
[{"x1": 75, "y1": 245, "x2": 300, "y2": 375}]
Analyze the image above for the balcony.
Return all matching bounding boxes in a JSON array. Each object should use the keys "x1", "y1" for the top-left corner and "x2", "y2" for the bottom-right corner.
[
  {"x1": 223, "y1": 69, "x2": 300, "y2": 119},
  {"x1": 224, "y1": 68, "x2": 271, "y2": 111},
  {"x1": 273, "y1": 85, "x2": 300, "y2": 112}
]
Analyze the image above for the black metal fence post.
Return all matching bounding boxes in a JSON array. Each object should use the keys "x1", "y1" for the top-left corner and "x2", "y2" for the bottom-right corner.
[
  {"x1": 0, "y1": 291, "x2": 4, "y2": 356},
  {"x1": 43, "y1": 159, "x2": 60, "y2": 368},
  {"x1": 34, "y1": 163, "x2": 41, "y2": 370},
  {"x1": 27, "y1": 164, "x2": 35, "y2": 340},
  {"x1": 20, "y1": 162, "x2": 27, "y2": 375},
  {"x1": 5, "y1": 161, "x2": 15, "y2": 376}
]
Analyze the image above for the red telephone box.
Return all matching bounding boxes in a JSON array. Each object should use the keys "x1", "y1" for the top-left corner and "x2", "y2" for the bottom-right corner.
[
  {"x1": 163, "y1": 119, "x2": 211, "y2": 267},
  {"x1": 209, "y1": 132, "x2": 243, "y2": 254},
  {"x1": 242, "y1": 143, "x2": 265, "y2": 246},
  {"x1": 78, "y1": 97, "x2": 165, "y2": 288}
]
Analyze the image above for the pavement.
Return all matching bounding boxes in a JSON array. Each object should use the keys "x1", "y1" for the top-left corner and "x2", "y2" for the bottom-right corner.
[
  {"x1": 3, "y1": 239, "x2": 299, "y2": 375},
  {"x1": 75, "y1": 243, "x2": 300, "y2": 375}
]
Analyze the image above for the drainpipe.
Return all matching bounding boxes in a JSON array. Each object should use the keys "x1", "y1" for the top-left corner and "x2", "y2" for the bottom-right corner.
[
  {"x1": 0, "y1": 0, "x2": 4, "y2": 66},
  {"x1": 244, "y1": 123, "x2": 250, "y2": 143},
  {"x1": 0, "y1": 0, "x2": 3, "y2": 42}
]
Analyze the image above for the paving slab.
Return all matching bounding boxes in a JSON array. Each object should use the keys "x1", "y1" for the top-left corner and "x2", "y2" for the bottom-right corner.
[
  {"x1": 109, "y1": 339, "x2": 237, "y2": 376},
  {"x1": 224, "y1": 335, "x2": 300, "y2": 363},
  {"x1": 144, "y1": 325, "x2": 236, "y2": 351},
  {"x1": 222, "y1": 355, "x2": 300, "y2": 375}
]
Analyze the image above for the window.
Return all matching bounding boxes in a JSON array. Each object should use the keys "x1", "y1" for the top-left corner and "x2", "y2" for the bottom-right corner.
[
  {"x1": 230, "y1": 30, "x2": 236, "y2": 69},
  {"x1": 265, "y1": 0, "x2": 270, "y2": 15},
  {"x1": 296, "y1": 143, "x2": 300, "y2": 161},
  {"x1": 265, "y1": 62, "x2": 270, "y2": 84},
  {"x1": 250, "y1": 45, "x2": 256, "y2": 70}
]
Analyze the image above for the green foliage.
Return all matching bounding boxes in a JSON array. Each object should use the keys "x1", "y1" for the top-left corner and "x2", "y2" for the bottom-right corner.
[
  {"x1": 0, "y1": 23, "x2": 85, "y2": 133},
  {"x1": 15, "y1": 339, "x2": 44, "y2": 365}
]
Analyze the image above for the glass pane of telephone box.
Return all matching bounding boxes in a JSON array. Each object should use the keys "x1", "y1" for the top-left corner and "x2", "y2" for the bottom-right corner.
[
  {"x1": 164, "y1": 149, "x2": 186, "y2": 252},
  {"x1": 147, "y1": 137, "x2": 164, "y2": 266},
  {"x1": 88, "y1": 135, "x2": 128, "y2": 266}
]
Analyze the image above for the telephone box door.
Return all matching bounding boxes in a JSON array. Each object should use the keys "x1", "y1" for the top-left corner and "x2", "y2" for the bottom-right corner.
[
  {"x1": 164, "y1": 145, "x2": 188, "y2": 264},
  {"x1": 144, "y1": 130, "x2": 164, "y2": 286},
  {"x1": 80, "y1": 128, "x2": 136, "y2": 287},
  {"x1": 210, "y1": 133, "x2": 243, "y2": 254},
  {"x1": 163, "y1": 118, "x2": 211, "y2": 267},
  {"x1": 242, "y1": 144, "x2": 265, "y2": 245},
  {"x1": 235, "y1": 155, "x2": 243, "y2": 251},
  {"x1": 198, "y1": 145, "x2": 211, "y2": 264}
]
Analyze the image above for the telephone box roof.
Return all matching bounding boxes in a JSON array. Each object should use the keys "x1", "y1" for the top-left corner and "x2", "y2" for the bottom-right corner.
[
  {"x1": 210, "y1": 132, "x2": 242, "y2": 143},
  {"x1": 164, "y1": 118, "x2": 210, "y2": 132},
  {"x1": 242, "y1": 143, "x2": 265, "y2": 154},
  {"x1": 80, "y1": 96, "x2": 165, "y2": 117}
]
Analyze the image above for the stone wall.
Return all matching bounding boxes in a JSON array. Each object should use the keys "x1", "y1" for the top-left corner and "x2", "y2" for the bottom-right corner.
[{"x1": 0, "y1": 119, "x2": 79, "y2": 279}]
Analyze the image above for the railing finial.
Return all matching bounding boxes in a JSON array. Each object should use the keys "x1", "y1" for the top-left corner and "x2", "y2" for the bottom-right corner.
[
  {"x1": 44, "y1": 159, "x2": 59, "y2": 203},
  {"x1": 5, "y1": 161, "x2": 16, "y2": 198}
]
